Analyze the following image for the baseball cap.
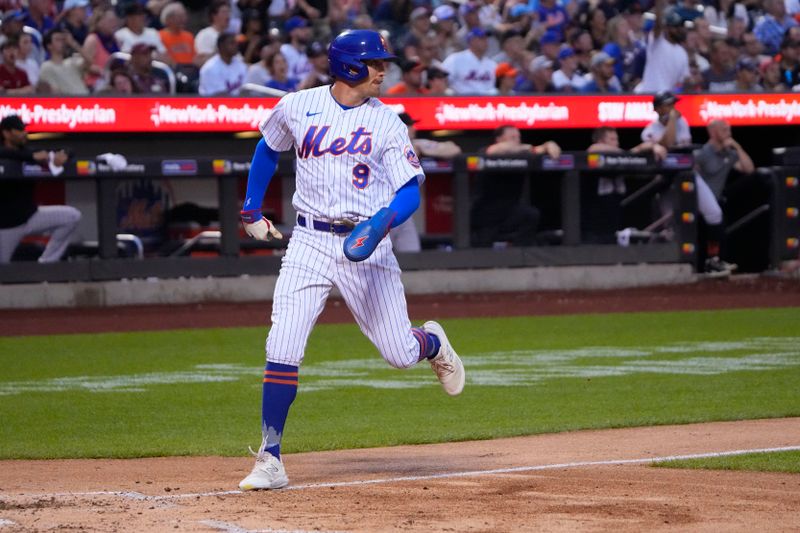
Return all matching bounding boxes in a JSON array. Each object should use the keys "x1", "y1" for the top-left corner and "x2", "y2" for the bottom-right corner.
[
  {"x1": 663, "y1": 7, "x2": 685, "y2": 27},
  {"x1": 590, "y1": 51, "x2": 615, "y2": 67},
  {"x1": 466, "y1": 27, "x2": 488, "y2": 41},
  {"x1": 0, "y1": 114, "x2": 25, "y2": 131},
  {"x1": 131, "y1": 42, "x2": 156, "y2": 54},
  {"x1": 495, "y1": 62, "x2": 518, "y2": 78},
  {"x1": 653, "y1": 90, "x2": 679, "y2": 107},
  {"x1": 307, "y1": 41, "x2": 326, "y2": 57},
  {"x1": 2, "y1": 9, "x2": 26, "y2": 23},
  {"x1": 459, "y1": 2, "x2": 480, "y2": 16},
  {"x1": 541, "y1": 30, "x2": 561, "y2": 46},
  {"x1": 432, "y1": 4, "x2": 456, "y2": 22},
  {"x1": 558, "y1": 46, "x2": 576, "y2": 60},
  {"x1": 509, "y1": 4, "x2": 533, "y2": 18},
  {"x1": 410, "y1": 6, "x2": 429, "y2": 20},
  {"x1": 284, "y1": 15, "x2": 309, "y2": 33},
  {"x1": 63, "y1": 0, "x2": 89, "y2": 10},
  {"x1": 736, "y1": 56, "x2": 758, "y2": 71},
  {"x1": 398, "y1": 112, "x2": 419, "y2": 126},
  {"x1": 529, "y1": 55, "x2": 553, "y2": 72},
  {"x1": 399, "y1": 57, "x2": 423, "y2": 73},
  {"x1": 427, "y1": 66, "x2": 449, "y2": 79}
]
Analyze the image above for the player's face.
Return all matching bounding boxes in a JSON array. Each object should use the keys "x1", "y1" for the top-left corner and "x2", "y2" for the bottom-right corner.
[
  {"x1": 604, "y1": 130, "x2": 619, "y2": 148},
  {"x1": 362, "y1": 59, "x2": 386, "y2": 97}
]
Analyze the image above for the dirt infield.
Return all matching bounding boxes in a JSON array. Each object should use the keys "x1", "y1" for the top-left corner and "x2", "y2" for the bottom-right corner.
[
  {"x1": 1, "y1": 419, "x2": 799, "y2": 532},
  {"x1": 1, "y1": 275, "x2": 799, "y2": 531}
]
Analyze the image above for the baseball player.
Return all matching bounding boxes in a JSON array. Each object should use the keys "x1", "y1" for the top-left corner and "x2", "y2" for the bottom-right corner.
[{"x1": 237, "y1": 29, "x2": 466, "y2": 491}]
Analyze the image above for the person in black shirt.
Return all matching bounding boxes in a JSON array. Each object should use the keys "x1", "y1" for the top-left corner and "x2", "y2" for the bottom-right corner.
[
  {"x1": 0, "y1": 115, "x2": 80, "y2": 263},
  {"x1": 470, "y1": 125, "x2": 561, "y2": 248}
]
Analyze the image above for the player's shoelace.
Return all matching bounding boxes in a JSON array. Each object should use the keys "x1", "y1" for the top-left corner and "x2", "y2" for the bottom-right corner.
[{"x1": 431, "y1": 356, "x2": 454, "y2": 374}]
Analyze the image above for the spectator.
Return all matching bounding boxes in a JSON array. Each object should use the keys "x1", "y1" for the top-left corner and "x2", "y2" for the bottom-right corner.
[
  {"x1": 432, "y1": 4, "x2": 460, "y2": 57},
  {"x1": 761, "y1": 58, "x2": 790, "y2": 91},
  {"x1": 740, "y1": 31, "x2": 771, "y2": 66},
  {"x1": 777, "y1": 36, "x2": 800, "y2": 89},
  {"x1": 21, "y1": 0, "x2": 54, "y2": 39},
  {"x1": 536, "y1": 0, "x2": 569, "y2": 42},
  {"x1": 236, "y1": 9, "x2": 267, "y2": 65},
  {"x1": 495, "y1": 61, "x2": 518, "y2": 95},
  {"x1": 470, "y1": 125, "x2": 561, "y2": 248},
  {"x1": 641, "y1": 91, "x2": 692, "y2": 149},
  {"x1": 245, "y1": 43, "x2": 275, "y2": 87},
  {"x1": 520, "y1": 55, "x2": 556, "y2": 93},
  {"x1": 114, "y1": 3, "x2": 168, "y2": 64},
  {"x1": 581, "y1": 51, "x2": 622, "y2": 92},
  {"x1": 492, "y1": 29, "x2": 528, "y2": 71},
  {"x1": 552, "y1": 46, "x2": 585, "y2": 91},
  {"x1": 298, "y1": 41, "x2": 331, "y2": 90},
  {"x1": 38, "y1": 29, "x2": 91, "y2": 94},
  {"x1": 634, "y1": 0, "x2": 690, "y2": 93},
  {"x1": 57, "y1": 0, "x2": 90, "y2": 53},
  {"x1": 733, "y1": 56, "x2": 763, "y2": 91},
  {"x1": 386, "y1": 57, "x2": 427, "y2": 95},
  {"x1": 0, "y1": 10, "x2": 25, "y2": 48},
  {"x1": 570, "y1": 30, "x2": 594, "y2": 74},
  {"x1": 15, "y1": 32, "x2": 39, "y2": 86},
  {"x1": 603, "y1": 14, "x2": 643, "y2": 89},
  {"x1": 0, "y1": 40, "x2": 33, "y2": 94},
  {"x1": 264, "y1": 51, "x2": 298, "y2": 93},
  {"x1": 128, "y1": 42, "x2": 170, "y2": 93},
  {"x1": 539, "y1": 30, "x2": 562, "y2": 62},
  {"x1": 280, "y1": 16, "x2": 313, "y2": 82},
  {"x1": 198, "y1": 32, "x2": 246, "y2": 95},
  {"x1": 399, "y1": 6, "x2": 433, "y2": 50},
  {"x1": 704, "y1": 0, "x2": 749, "y2": 32},
  {"x1": 104, "y1": 68, "x2": 134, "y2": 94},
  {"x1": 703, "y1": 38, "x2": 737, "y2": 92},
  {"x1": 583, "y1": 126, "x2": 666, "y2": 243},
  {"x1": 81, "y1": 6, "x2": 119, "y2": 92},
  {"x1": 389, "y1": 112, "x2": 462, "y2": 253},
  {"x1": 683, "y1": 59, "x2": 705, "y2": 92},
  {"x1": 425, "y1": 65, "x2": 451, "y2": 95},
  {"x1": 0, "y1": 115, "x2": 80, "y2": 264},
  {"x1": 195, "y1": 0, "x2": 231, "y2": 66},
  {"x1": 403, "y1": 34, "x2": 443, "y2": 69},
  {"x1": 754, "y1": 0, "x2": 797, "y2": 56},
  {"x1": 441, "y1": 27, "x2": 496, "y2": 95},
  {"x1": 585, "y1": 6, "x2": 608, "y2": 50},
  {"x1": 693, "y1": 119, "x2": 754, "y2": 275},
  {"x1": 158, "y1": 2, "x2": 196, "y2": 68},
  {"x1": 455, "y1": 1, "x2": 483, "y2": 49},
  {"x1": 684, "y1": 24, "x2": 711, "y2": 72}
]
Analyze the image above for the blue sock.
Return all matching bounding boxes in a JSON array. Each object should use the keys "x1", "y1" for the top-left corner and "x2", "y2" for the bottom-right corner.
[
  {"x1": 412, "y1": 328, "x2": 442, "y2": 361},
  {"x1": 260, "y1": 361, "x2": 298, "y2": 459}
]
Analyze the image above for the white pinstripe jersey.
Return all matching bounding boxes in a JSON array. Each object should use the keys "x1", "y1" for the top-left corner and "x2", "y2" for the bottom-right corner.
[{"x1": 259, "y1": 85, "x2": 424, "y2": 220}]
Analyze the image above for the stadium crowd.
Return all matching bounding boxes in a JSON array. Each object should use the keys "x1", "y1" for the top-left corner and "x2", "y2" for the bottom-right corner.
[{"x1": 0, "y1": 0, "x2": 799, "y2": 96}]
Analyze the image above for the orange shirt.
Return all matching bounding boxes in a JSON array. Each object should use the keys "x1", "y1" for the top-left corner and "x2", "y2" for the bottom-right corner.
[
  {"x1": 386, "y1": 82, "x2": 428, "y2": 95},
  {"x1": 159, "y1": 29, "x2": 195, "y2": 65}
]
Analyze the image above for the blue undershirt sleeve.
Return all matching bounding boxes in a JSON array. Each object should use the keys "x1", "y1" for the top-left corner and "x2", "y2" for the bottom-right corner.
[
  {"x1": 387, "y1": 176, "x2": 422, "y2": 228},
  {"x1": 242, "y1": 138, "x2": 279, "y2": 213}
]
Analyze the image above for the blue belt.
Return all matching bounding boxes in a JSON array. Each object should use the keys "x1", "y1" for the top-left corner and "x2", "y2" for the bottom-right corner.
[{"x1": 297, "y1": 214, "x2": 355, "y2": 234}]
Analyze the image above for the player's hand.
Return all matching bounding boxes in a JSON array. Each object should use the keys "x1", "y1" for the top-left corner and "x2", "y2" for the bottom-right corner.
[
  {"x1": 343, "y1": 207, "x2": 396, "y2": 262},
  {"x1": 669, "y1": 108, "x2": 682, "y2": 120},
  {"x1": 241, "y1": 210, "x2": 283, "y2": 241},
  {"x1": 52, "y1": 150, "x2": 69, "y2": 166},
  {"x1": 535, "y1": 141, "x2": 561, "y2": 159},
  {"x1": 723, "y1": 137, "x2": 739, "y2": 150},
  {"x1": 32, "y1": 150, "x2": 49, "y2": 163},
  {"x1": 651, "y1": 143, "x2": 667, "y2": 161}
]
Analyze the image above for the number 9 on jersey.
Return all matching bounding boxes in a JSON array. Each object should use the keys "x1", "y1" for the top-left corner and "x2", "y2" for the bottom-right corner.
[{"x1": 352, "y1": 163, "x2": 370, "y2": 189}]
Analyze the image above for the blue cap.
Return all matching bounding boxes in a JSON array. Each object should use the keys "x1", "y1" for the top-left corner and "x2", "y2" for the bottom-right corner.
[
  {"x1": 284, "y1": 16, "x2": 309, "y2": 33},
  {"x1": 509, "y1": 4, "x2": 532, "y2": 18},
  {"x1": 541, "y1": 31, "x2": 561, "y2": 45},
  {"x1": 558, "y1": 46, "x2": 575, "y2": 59},
  {"x1": 467, "y1": 27, "x2": 488, "y2": 41},
  {"x1": 2, "y1": 9, "x2": 25, "y2": 22}
]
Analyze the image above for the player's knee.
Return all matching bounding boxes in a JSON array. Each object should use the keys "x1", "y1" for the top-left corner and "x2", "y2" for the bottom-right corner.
[
  {"x1": 702, "y1": 205, "x2": 723, "y2": 225},
  {"x1": 65, "y1": 206, "x2": 82, "y2": 225}
]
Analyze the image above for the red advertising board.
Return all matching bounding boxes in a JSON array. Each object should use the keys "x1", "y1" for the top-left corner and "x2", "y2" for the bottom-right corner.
[{"x1": 2, "y1": 94, "x2": 800, "y2": 132}]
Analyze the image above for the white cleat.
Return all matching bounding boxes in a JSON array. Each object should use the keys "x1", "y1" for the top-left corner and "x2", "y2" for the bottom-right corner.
[
  {"x1": 422, "y1": 320, "x2": 465, "y2": 396},
  {"x1": 239, "y1": 452, "x2": 289, "y2": 491}
]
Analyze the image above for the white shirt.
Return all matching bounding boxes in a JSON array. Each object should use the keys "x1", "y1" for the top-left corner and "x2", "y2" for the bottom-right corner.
[
  {"x1": 634, "y1": 32, "x2": 690, "y2": 93},
  {"x1": 280, "y1": 43, "x2": 311, "y2": 81},
  {"x1": 195, "y1": 26, "x2": 220, "y2": 56},
  {"x1": 246, "y1": 62, "x2": 271, "y2": 86},
  {"x1": 198, "y1": 54, "x2": 247, "y2": 95},
  {"x1": 114, "y1": 27, "x2": 166, "y2": 53},
  {"x1": 255, "y1": 85, "x2": 424, "y2": 220},
  {"x1": 641, "y1": 116, "x2": 692, "y2": 147},
  {"x1": 552, "y1": 69, "x2": 586, "y2": 90},
  {"x1": 442, "y1": 49, "x2": 497, "y2": 95}
]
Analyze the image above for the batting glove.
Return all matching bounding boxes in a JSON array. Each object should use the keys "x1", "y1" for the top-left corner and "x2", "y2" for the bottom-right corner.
[
  {"x1": 343, "y1": 207, "x2": 396, "y2": 262},
  {"x1": 241, "y1": 210, "x2": 283, "y2": 241}
]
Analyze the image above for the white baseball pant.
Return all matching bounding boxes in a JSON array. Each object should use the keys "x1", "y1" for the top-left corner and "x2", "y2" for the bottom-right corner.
[
  {"x1": 0, "y1": 206, "x2": 81, "y2": 264},
  {"x1": 694, "y1": 173, "x2": 723, "y2": 225}
]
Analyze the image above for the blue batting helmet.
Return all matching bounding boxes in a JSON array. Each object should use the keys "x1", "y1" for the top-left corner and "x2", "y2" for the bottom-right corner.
[{"x1": 328, "y1": 30, "x2": 396, "y2": 82}]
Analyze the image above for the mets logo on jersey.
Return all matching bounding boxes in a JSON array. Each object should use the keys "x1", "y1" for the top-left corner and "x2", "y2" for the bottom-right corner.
[{"x1": 404, "y1": 145, "x2": 421, "y2": 169}]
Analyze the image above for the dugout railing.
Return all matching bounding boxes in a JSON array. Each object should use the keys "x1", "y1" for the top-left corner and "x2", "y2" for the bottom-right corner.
[{"x1": 1, "y1": 150, "x2": 792, "y2": 284}]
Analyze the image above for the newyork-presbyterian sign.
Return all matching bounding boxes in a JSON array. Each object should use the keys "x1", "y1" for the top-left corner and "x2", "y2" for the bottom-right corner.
[{"x1": 2, "y1": 94, "x2": 799, "y2": 132}]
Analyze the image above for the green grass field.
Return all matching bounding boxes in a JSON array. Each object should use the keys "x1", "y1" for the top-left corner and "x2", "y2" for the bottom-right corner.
[
  {"x1": 655, "y1": 450, "x2": 800, "y2": 473},
  {"x1": 1, "y1": 307, "x2": 799, "y2": 461}
]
